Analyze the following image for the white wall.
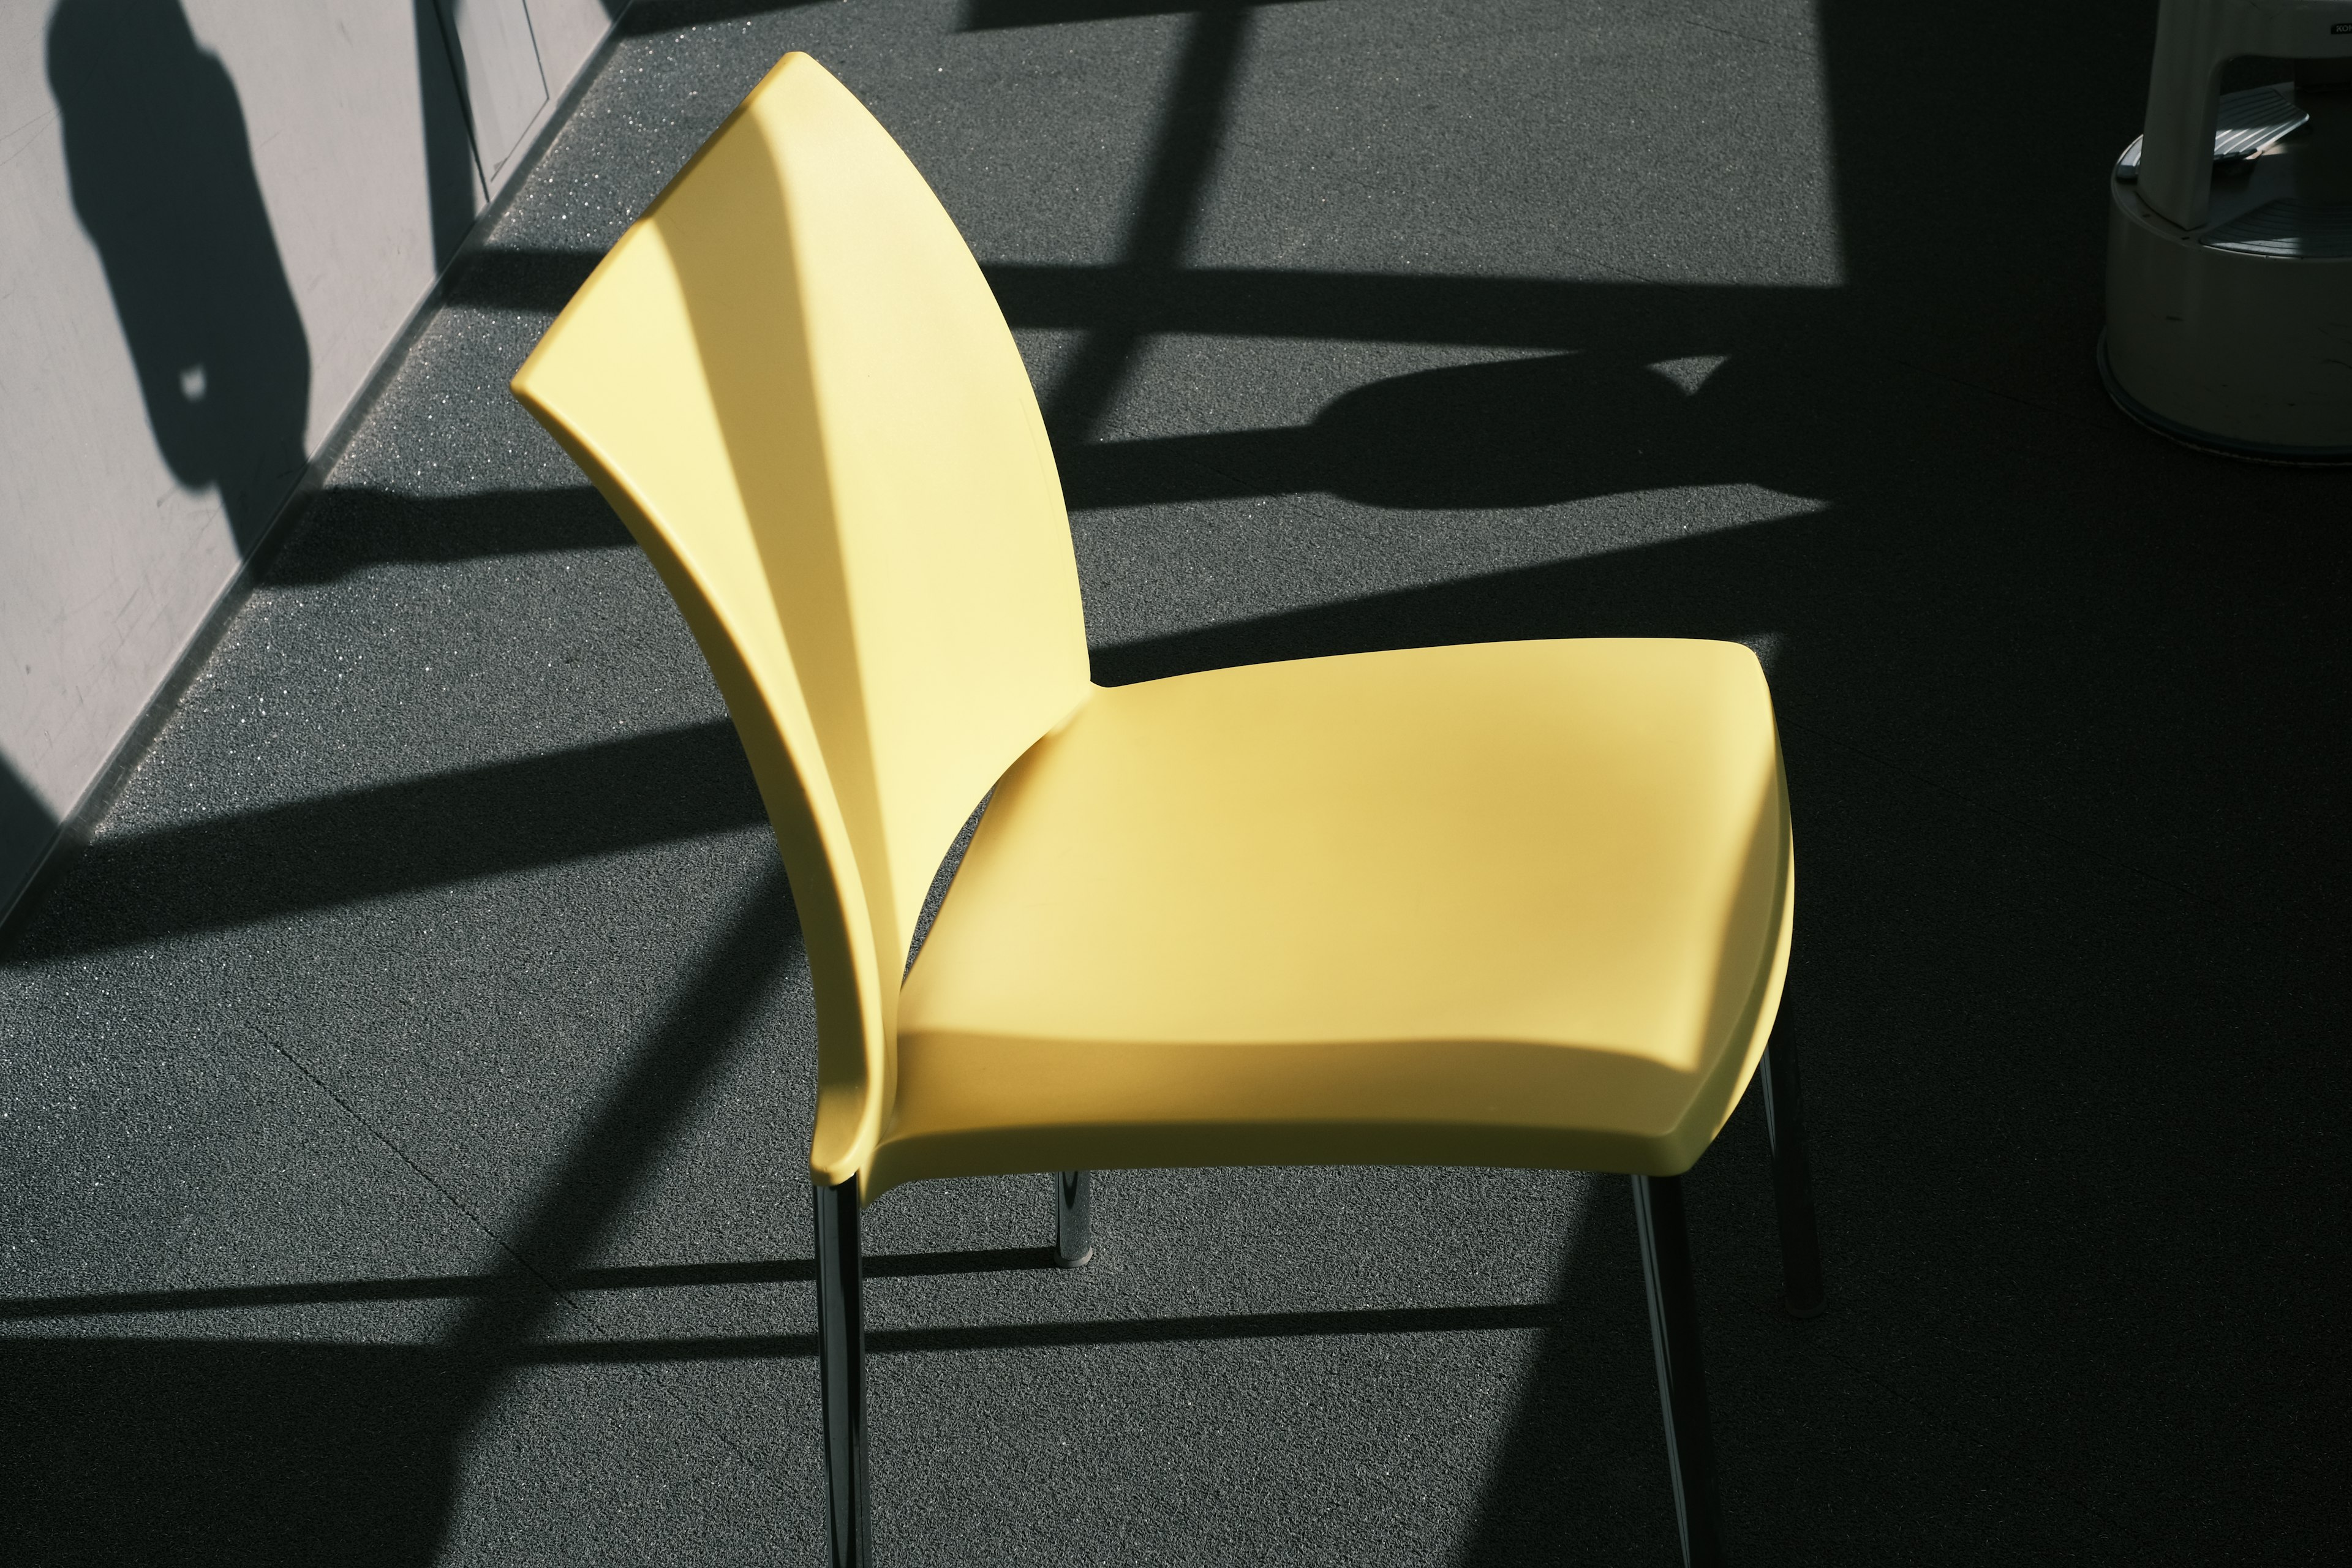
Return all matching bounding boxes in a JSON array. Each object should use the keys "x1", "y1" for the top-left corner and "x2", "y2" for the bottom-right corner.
[{"x1": 0, "y1": 0, "x2": 617, "y2": 914}]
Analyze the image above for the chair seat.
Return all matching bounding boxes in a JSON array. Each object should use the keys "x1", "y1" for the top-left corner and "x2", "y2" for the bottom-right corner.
[{"x1": 878, "y1": 638, "x2": 1792, "y2": 1195}]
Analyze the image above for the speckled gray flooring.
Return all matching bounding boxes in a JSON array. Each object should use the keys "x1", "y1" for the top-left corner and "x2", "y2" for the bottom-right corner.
[{"x1": 4, "y1": 1, "x2": 2348, "y2": 1564}]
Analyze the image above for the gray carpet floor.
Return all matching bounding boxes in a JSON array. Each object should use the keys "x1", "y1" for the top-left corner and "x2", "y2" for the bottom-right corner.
[{"x1": 5, "y1": 1, "x2": 2348, "y2": 1563}]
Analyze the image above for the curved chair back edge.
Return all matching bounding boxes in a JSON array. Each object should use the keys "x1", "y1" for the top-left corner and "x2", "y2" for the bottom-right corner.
[{"x1": 509, "y1": 393, "x2": 892, "y2": 1185}]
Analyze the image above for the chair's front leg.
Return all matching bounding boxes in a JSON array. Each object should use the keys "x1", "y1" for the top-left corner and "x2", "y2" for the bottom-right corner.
[
  {"x1": 1760, "y1": 1042, "x2": 1826, "y2": 1317},
  {"x1": 1053, "y1": 1170, "x2": 1093, "y2": 1267},
  {"x1": 1633, "y1": 1173, "x2": 1727, "y2": 1568},
  {"x1": 814, "y1": 1178, "x2": 872, "y2": 1568}
]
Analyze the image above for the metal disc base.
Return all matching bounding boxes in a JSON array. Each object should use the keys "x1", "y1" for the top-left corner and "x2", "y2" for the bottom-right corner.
[{"x1": 2099, "y1": 331, "x2": 2352, "y2": 467}]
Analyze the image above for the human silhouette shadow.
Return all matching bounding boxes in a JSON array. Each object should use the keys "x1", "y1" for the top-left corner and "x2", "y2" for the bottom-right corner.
[{"x1": 48, "y1": 0, "x2": 311, "y2": 556}]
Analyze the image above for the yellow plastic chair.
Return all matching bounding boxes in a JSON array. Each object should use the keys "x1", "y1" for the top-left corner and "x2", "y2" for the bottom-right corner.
[{"x1": 512, "y1": 53, "x2": 1821, "y2": 1568}]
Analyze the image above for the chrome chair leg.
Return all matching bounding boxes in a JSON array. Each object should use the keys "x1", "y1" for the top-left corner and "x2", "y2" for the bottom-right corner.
[
  {"x1": 814, "y1": 1178, "x2": 872, "y2": 1568},
  {"x1": 1633, "y1": 1173, "x2": 1727, "y2": 1568},
  {"x1": 1053, "y1": 1169, "x2": 1093, "y2": 1267},
  {"x1": 1760, "y1": 1042, "x2": 1826, "y2": 1317}
]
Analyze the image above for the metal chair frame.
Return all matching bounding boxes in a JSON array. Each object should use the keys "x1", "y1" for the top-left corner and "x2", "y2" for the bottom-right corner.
[{"x1": 812, "y1": 1042, "x2": 1824, "y2": 1568}]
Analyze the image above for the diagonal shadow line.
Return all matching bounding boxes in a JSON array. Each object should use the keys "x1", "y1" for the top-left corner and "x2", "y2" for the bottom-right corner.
[
  {"x1": 963, "y1": 0, "x2": 1316, "y2": 31},
  {"x1": 2, "y1": 720, "x2": 766, "y2": 963},
  {"x1": 0, "y1": 1248, "x2": 1055, "y2": 1323},
  {"x1": 617, "y1": 0, "x2": 829, "y2": 36},
  {"x1": 435, "y1": 867, "x2": 800, "y2": 1427},
  {"x1": 992, "y1": 263, "x2": 1839, "y2": 351},
  {"x1": 265, "y1": 485, "x2": 630, "y2": 583},
  {"x1": 1041, "y1": 5, "x2": 1255, "y2": 443},
  {"x1": 1060, "y1": 426, "x2": 1298, "y2": 508},
  {"x1": 443, "y1": 246, "x2": 1841, "y2": 353},
  {"x1": 441, "y1": 246, "x2": 604, "y2": 314},
  {"x1": 0, "y1": 867, "x2": 810, "y2": 1559},
  {"x1": 516, "y1": 1301, "x2": 1566, "y2": 1363},
  {"x1": 1080, "y1": 492, "x2": 1831, "y2": 688}
]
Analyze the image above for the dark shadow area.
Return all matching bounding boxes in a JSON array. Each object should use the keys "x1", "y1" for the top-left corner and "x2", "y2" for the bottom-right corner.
[
  {"x1": 413, "y1": 0, "x2": 481, "y2": 270},
  {"x1": 0, "y1": 1338, "x2": 461, "y2": 1568},
  {"x1": 1, "y1": 1246, "x2": 1057, "y2": 1324},
  {"x1": 988, "y1": 262, "x2": 1838, "y2": 350},
  {"x1": 1041, "y1": 4, "x2": 1254, "y2": 443},
  {"x1": 1458, "y1": 1177, "x2": 1679, "y2": 1568},
  {"x1": 965, "y1": 0, "x2": 1314, "y2": 31},
  {"x1": 265, "y1": 484, "x2": 631, "y2": 583},
  {"x1": 0, "y1": 756, "x2": 58, "y2": 927},
  {"x1": 1, "y1": 721, "x2": 765, "y2": 963},
  {"x1": 440, "y1": 245, "x2": 605, "y2": 314},
  {"x1": 48, "y1": 0, "x2": 312, "y2": 555},
  {"x1": 1812, "y1": 0, "x2": 2155, "y2": 412}
]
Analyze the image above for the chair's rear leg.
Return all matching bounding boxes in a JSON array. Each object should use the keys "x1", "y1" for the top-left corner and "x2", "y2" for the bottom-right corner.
[
  {"x1": 1760, "y1": 1042, "x2": 1826, "y2": 1317},
  {"x1": 1633, "y1": 1174, "x2": 1728, "y2": 1568},
  {"x1": 1053, "y1": 1170, "x2": 1093, "y2": 1267},
  {"x1": 814, "y1": 1178, "x2": 872, "y2": 1568}
]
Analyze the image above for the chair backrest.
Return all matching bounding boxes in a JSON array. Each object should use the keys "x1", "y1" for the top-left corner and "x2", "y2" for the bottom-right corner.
[{"x1": 511, "y1": 54, "x2": 1090, "y2": 1188}]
